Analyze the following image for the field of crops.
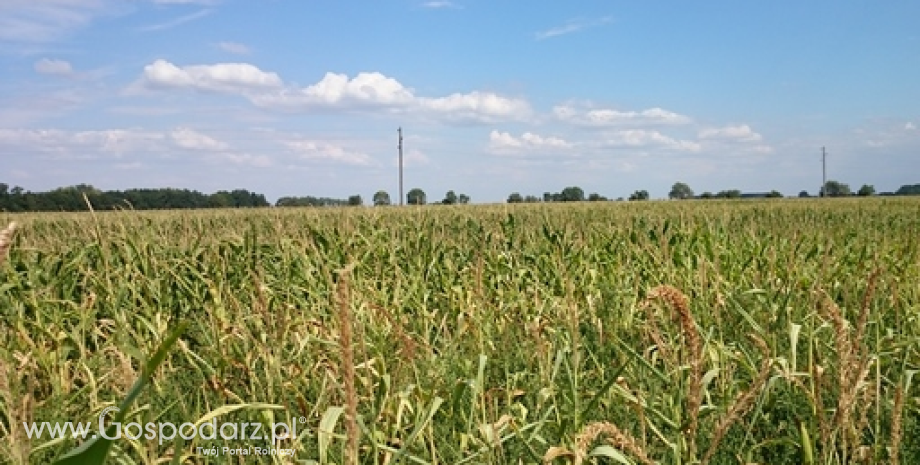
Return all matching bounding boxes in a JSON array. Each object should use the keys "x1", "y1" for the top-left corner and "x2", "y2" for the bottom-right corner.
[{"x1": 1, "y1": 198, "x2": 918, "y2": 464}]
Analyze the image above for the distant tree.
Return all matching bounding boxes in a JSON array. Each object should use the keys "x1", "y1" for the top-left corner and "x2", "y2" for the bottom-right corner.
[
  {"x1": 821, "y1": 180, "x2": 851, "y2": 197},
  {"x1": 895, "y1": 184, "x2": 920, "y2": 195},
  {"x1": 799, "y1": 190, "x2": 810, "y2": 198},
  {"x1": 766, "y1": 190, "x2": 784, "y2": 198},
  {"x1": 407, "y1": 188, "x2": 426, "y2": 205},
  {"x1": 458, "y1": 194, "x2": 470, "y2": 204},
  {"x1": 543, "y1": 192, "x2": 552, "y2": 202},
  {"x1": 716, "y1": 189, "x2": 742, "y2": 199},
  {"x1": 588, "y1": 193, "x2": 608, "y2": 201},
  {"x1": 628, "y1": 190, "x2": 649, "y2": 201},
  {"x1": 373, "y1": 190, "x2": 391, "y2": 206},
  {"x1": 276, "y1": 195, "x2": 349, "y2": 207},
  {"x1": 700, "y1": 192, "x2": 714, "y2": 199},
  {"x1": 560, "y1": 186, "x2": 585, "y2": 202},
  {"x1": 442, "y1": 190, "x2": 458, "y2": 205},
  {"x1": 209, "y1": 191, "x2": 233, "y2": 208},
  {"x1": 507, "y1": 192, "x2": 524, "y2": 203},
  {"x1": 348, "y1": 195, "x2": 363, "y2": 206},
  {"x1": 669, "y1": 182, "x2": 694, "y2": 200},
  {"x1": 524, "y1": 195, "x2": 540, "y2": 203},
  {"x1": 857, "y1": 184, "x2": 876, "y2": 197}
]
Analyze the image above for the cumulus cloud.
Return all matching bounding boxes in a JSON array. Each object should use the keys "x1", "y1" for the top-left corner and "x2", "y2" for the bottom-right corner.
[
  {"x1": 601, "y1": 129, "x2": 701, "y2": 152},
  {"x1": 253, "y1": 72, "x2": 415, "y2": 109},
  {"x1": 34, "y1": 58, "x2": 74, "y2": 76},
  {"x1": 0, "y1": 126, "x2": 271, "y2": 168},
  {"x1": 137, "y1": 59, "x2": 283, "y2": 93},
  {"x1": 217, "y1": 41, "x2": 250, "y2": 55},
  {"x1": 554, "y1": 103, "x2": 691, "y2": 127},
  {"x1": 0, "y1": 128, "x2": 165, "y2": 159},
  {"x1": 698, "y1": 124, "x2": 763, "y2": 142},
  {"x1": 488, "y1": 130, "x2": 572, "y2": 155},
  {"x1": 285, "y1": 140, "x2": 375, "y2": 166},
  {"x1": 214, "y1": 152, "x2": 272, "y2": 167},
  {"x1": 135, "y1": 60, "x2": 531, "y2": 124},
  {"x1": 170, "y1": 127, "x2": 227, "y2": 151},
  {"x1": 420, "y1": 92, "x2": 532, "y2": 123}
]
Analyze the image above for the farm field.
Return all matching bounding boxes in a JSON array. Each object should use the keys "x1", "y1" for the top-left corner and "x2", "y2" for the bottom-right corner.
[{"x1": 1, "y1": 198, "x2": 919, "y2": 464}]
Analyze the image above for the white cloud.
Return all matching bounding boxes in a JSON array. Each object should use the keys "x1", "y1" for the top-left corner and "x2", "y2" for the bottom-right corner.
[
  {"x1": 137, "y1": 59, "x2": 283, "y2": 93},
  {"x1": 253, "y1": 72, "x2": 415, "y2": 108},
  {"x1": 214, "y1": 153, "x2": 272, "y2": 167},
  {"x1": 34, "y1": 58, "x2": 74, "y2": 76},
  {"x1": 139, "y1": 9, "x2": 212, "y2": 31},
  {"x1": 698, "y1": 124, "x2": 763, "y2": 142},
  {"x1": 857, "y1": 120, "x2": 920, "y2": 148},
  {"x1": 0, "y1": 127, "x2": 270, "y2": 168},
  {"x1": 535, "y1": 16, "x2": 613, "y2": 40},
  {"x1": 601, "y1": 129, "x2": 701, "y2": 152},
  {"x1": 0, "y1": 128, "x2": 165, "y2": 159},
  {"x1": 137, "y1": 61, "x2": 531, "y2": 124},
  {"x1": 217, "y1": 41, "x2": 250, "y2": 55},
  {"x1": 421, "y1": 1, "x2": 460, "y2": 9},
  {"x1": 0, "y1": 0, "x2": 120, "y2": 43},
  {"x1": 152, "y1": 0, "x2": 219, "y2": 4},
  {"x1": 170, "y1": 127, "x2": 227, "y2": 151},
  {"x1": 488, "y1": 130, "x2": 572, "y2": 155},
  {"x1": 420, "y1": 92, "x2": 532, "y2": 123},
  {"x1": 285, "y1": 140, "x2": 375, "y2": 166},
  {"x1": 554, "y1": 103, "x2": 691, "y2": 127}
]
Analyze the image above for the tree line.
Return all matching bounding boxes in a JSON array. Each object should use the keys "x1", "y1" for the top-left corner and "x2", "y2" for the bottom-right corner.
[
  {"x1": 507, "y1": 181, "x2": 920, "y2": 203},
  {"x1": 2, "y1": 181, "x2": 919, "y2": 212},
  {"x1": 0, "y1": 183, "x2": 271, "y2": 212}
]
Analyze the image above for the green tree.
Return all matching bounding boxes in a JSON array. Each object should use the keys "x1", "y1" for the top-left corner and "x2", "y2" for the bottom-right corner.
[
  {"x1": 857, "y1": 184, "x2": 875, "y2": 196},
  {"x1": 588, "y1": 193, "x2": 607, "y2": 201},
  {"x1": 766, "y1": 190, "x2": 784, "y2": 198},
  {"x1": 821, "y1": 180, "x2": 851, "y2": 197},
  {"x1": 442, "y1": 190, "x2": 458, "y2": 205},
  {"x1": 407, "y1": 188, "x2": 426, "y2": 205},
  {"x1": 560, "y1": 186, "x2": 585, "y2": 202},
  {"x1": 799, "y1": 190, "x2": 810, "y2": 198},
  {"x1": 716, "y1": 189, "x2": 741, "y2": 199},
  {"x1": 348, "y1": 195, "x2": 363, "y2": 206},
  {"x1": 458, "y1": 194, "x2": 470, "y2": 204},
  {"x1": 628, "y1": 190, "x2": 649, "y2": 201},
  {"x1": 524, "y1": 195, "x2": 540, "y2": 203},
  {"x1": 669, "y1": 182, "x2": 694, "y2": 200},
  {"x1": 700, "y1": 192, "x2": 714, "y2": 199},
  {"x1": 373, "y1": 190, "x2": 391, "y2": 206},
  {"x1": 507, "y1": 192, "x2": 524, "y2": 203},
  {"x1": 896, "y1": 184, "x2": 920, "y2": 195}
]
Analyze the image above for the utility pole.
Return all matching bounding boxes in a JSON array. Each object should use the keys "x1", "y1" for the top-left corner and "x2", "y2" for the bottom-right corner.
[
  {"x1": 821, "y1": 146, "x2": 826, "y2": 197},
  {"x1": 398, "y1": 127, "x2": 404, "y2": 206}
]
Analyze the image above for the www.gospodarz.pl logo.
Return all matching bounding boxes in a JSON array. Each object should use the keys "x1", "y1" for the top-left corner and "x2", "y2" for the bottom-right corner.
[{"x1": 23, "y1": 406, "x2": 305, "y2": 446}]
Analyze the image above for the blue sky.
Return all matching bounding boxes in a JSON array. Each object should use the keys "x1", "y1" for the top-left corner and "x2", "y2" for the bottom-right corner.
[{"x1": 1, "y1": 0, "x2": 918, "y2": 203}]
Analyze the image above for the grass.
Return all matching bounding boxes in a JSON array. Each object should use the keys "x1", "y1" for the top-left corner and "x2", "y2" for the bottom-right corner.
[{"x1": 1, "y1": 198, "x2": 918, "y2": 464}]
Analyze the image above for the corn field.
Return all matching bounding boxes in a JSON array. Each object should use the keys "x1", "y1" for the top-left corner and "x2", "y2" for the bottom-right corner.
[{"x1": 1, "y1": 198, "x2": 919, "y2": 464}]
